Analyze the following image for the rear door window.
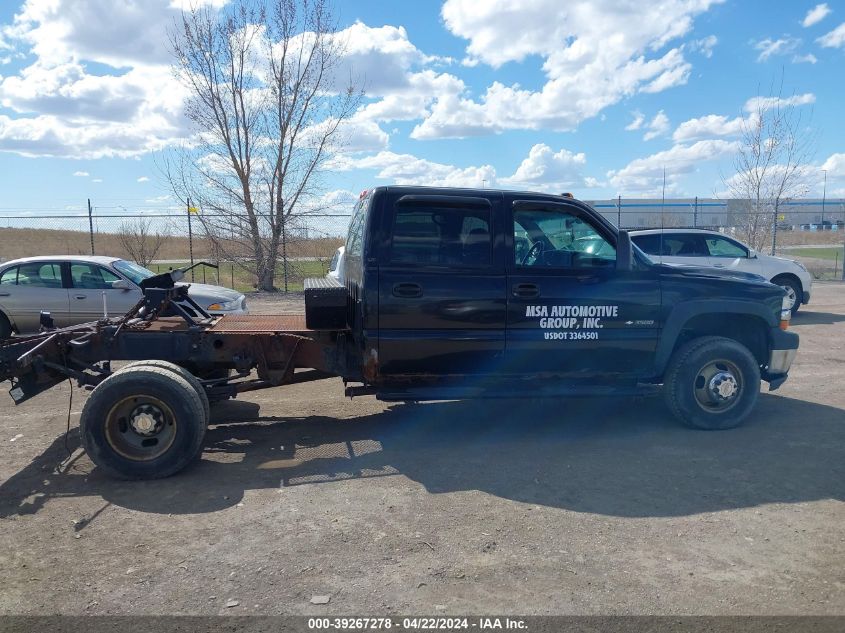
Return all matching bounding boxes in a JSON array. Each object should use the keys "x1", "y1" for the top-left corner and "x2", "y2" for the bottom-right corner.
[
  {"x1": 16, "y1": 263, "x2": 63, "y2": 288},
  {"x1": 390, "y1": 204, "x2": 491, "y2": 268}
]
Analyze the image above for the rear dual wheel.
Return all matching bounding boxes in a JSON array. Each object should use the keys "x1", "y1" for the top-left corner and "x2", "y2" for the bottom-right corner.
[{"x1": 80, "y1": 365, "x2": 208, "y2": 480}]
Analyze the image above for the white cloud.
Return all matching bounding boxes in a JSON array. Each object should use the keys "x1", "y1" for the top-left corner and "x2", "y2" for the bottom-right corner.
[
  {"x1": 792, "y1": 53, "x2": 818, "y2": 63},
  {"x1": 673, "y1": 113, "x2": 745, "y2": 142},
  {"x1": 137, "y1": 176, "x2": 150, "y2": 182},
  {"x1": 500, "y1": 144, "x2": 590, "y2": 191},
  {"x1": 802, "y1": 4, "x2": 831, "y2": 28},
  {"x1": 0, "y1": 1, "x2": 193, "y2": 158},
  {"x1": 688, "y1": 35, "x2": 718, "y2": 58},
  {"x1": 326, "y1": 150, "x2": 497, "y2": 188},
  {"x1": 91, "y1": 178, "x2": 102, "y2": 183},
  {"x1": 643, "y1": 110, "x2": 670, "y2": 141},
  {"x1": 744, "y1": 93, "x2": 815, "y2": 113},
  {"x1": 6, "y1": 0, "x2": 183, "y2": 68},
  {"x1": 753, "y1": 37, "x2": 800, "y2": 62},
  {"x1": 72, "y1": 170, "x2": 89, "y2": 177},
  {"x1": 415, "y1": 0, "x2": 720, "y2": 137},
  {"x1": 821, "y1": 153, "x2": 845, "y2": 177},
  {"x1": 607, "y1": 139, "x2": 740, "y2": 194},
  {"x1": 625, "y1": 111, "x2": 646, "y2": 131},
  {"x1": 817, "y1": 22, "x2": 845, "y2": 47}
]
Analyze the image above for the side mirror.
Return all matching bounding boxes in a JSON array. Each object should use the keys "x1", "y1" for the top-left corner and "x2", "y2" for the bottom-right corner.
[
  {"x1": 748, "y1": 249, "x2": 758, "y2": 259},
  {"x1": 111, "y1": 279, "x2": 133, "y2": 291},
  {"x1": 616, "y1": 230, "x2": 633, "y2": 271}
]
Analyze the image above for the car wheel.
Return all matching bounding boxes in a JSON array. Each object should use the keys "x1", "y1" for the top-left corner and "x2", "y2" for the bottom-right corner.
[
  {"x1": 772, "y1": 275, "x2": 801, "y2": 316},
  {"x1": 0, "y1": 313, "x2": 11, "y2": 339},
  {"x1": 663, "y1": 336, "x2": 760, "y2": 430}
]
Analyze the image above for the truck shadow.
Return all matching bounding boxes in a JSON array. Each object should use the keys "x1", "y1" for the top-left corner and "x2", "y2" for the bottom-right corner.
[
  {"x1": 792, "y1": 310, "x2": 845, "y2": 325},
  {"x1": 1, "y1": 392, "x2": 843, "y2": 519}
]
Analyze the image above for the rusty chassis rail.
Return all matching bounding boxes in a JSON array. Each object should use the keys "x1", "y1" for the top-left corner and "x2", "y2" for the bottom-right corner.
[{"x1": 0, "y1": 284, "x2": 347, "y2": 406}]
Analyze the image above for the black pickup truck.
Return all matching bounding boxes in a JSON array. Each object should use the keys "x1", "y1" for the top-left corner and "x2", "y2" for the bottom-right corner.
[{"x1": 0, "y1": 186, "x2": 798, "y2": 479}]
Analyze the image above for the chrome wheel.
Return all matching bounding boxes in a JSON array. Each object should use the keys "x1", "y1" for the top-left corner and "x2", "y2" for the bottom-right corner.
[{"x1": 693, "y1": 359, "x2": 743, "y2": 413}]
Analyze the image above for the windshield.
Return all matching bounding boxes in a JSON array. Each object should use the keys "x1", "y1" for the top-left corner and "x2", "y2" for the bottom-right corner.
[{"x1": 113, "y1": 260, "x2": 155, "y2": 285}]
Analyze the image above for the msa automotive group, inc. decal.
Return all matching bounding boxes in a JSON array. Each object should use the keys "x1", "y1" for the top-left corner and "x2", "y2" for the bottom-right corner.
[{"x1": 525, "y1": 304, "x2": 618, "y2": 340}]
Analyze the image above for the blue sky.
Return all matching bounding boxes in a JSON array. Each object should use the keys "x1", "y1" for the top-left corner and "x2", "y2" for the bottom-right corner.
[{"x1": 0, "y1": 0, "x2": 843, "y2": 218}]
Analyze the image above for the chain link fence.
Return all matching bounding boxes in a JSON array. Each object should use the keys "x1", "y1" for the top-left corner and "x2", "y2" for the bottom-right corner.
[
  {"x1": 0, "y1": 209, "x2": 352, "y2": 292},
  {"x1": 0, "y1": 197, "x2": 843, "y2": 289},
  {"x1": 587, "y1": 197, "x2": 845, "y2": 280}
]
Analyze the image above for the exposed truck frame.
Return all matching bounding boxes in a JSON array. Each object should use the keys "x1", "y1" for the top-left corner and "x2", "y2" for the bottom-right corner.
[{"x1": 0, "y1": 282, "x2": 344, "y2": 406}]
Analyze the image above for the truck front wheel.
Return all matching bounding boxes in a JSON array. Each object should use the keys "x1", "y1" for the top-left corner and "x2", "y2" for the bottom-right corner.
[
  {"x1": 663, "y1": 336, "x2": 760, "y2": 430},
  {"x1": 80, "y1": 366, "x2": 208, "y2": 479}
]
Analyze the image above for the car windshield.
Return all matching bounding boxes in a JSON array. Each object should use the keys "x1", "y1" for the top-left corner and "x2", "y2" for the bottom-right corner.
[{"x1": 113, "y1": 260, "x2": 155, "y2": 285}]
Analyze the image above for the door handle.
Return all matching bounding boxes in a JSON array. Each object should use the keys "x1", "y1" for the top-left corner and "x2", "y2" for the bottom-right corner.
[
  {"x1": 74, "y1": 294, "x2": 87, "y2": 300},
  {"x1": 512, "y1": 283, "x2": 539, "y2": 298},
  {"x1": 577, "y1": 275, "x2": 600, "y2": 284},
  {"x1": 0, "y1": 292, "x2": 9, "y2": 297},
  {"x1": 392, "y1": 282, "x2": 422, "y2": 298},
  {"x1": 713, "y1": 264, "x2": 725, "y2": 268}
]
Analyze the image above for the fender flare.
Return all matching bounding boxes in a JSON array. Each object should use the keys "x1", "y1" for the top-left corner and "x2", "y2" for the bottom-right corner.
[{"x1": 653, "y1": 300, "x2": 777, "y2": 376}]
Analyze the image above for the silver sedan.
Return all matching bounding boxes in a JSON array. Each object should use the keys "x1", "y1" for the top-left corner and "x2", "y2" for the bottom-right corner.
[{"x1": 0, "y1": 256, "x2": 247, "y2": 337}]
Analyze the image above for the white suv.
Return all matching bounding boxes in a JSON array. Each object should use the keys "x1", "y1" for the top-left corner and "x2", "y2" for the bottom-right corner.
[{"x1": 630, "y1": 229, "x2": 812, "y2": 315}]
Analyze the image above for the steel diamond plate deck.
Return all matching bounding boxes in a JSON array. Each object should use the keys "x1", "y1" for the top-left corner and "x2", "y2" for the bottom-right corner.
[{"x1": 209, "y1": 314, "x2": 310, "y2": 333}]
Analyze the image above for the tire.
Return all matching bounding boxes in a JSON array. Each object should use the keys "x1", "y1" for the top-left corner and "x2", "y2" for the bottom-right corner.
[
  {"x1": 117, "y1": 360, "x2": 210, "y2": 423},
  {"x1": 771, "y1": 275, "x2": 801, "y2": 316},
  {"x1": 663, "y1": 336, "x2": 761, "y2": 430},
  {"x1": 0, "y1": 313, "x2": 11, "y2": 340},
  {"x1": 80, "y1": 366, "x2": 207, "y2": 479}
]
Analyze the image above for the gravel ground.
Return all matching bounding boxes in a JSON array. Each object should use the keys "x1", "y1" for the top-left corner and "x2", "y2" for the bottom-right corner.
[{"x1": 0, "y1": 284, "x2": 843, "y2": 615}]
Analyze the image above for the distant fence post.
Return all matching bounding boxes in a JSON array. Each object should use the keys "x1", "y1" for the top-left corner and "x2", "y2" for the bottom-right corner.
[
  {"x1": 87, "y1": 198, "x2": 95, "y2": 255},
  {"x1": 187, "y1": 198, "x2": 194, "y2": 281},
  {"x1": 617, "y1": 195, "x2": 621, "y2": 228},
  {"x1": 281, "y1": 214, "x2": 289, "y2": 293},
  {"x1": 771, "y1": 204, "x2": 778, "y2": 255},
  {"x1": 693, "y1": 196, "x2": 698, "y2": 228}
]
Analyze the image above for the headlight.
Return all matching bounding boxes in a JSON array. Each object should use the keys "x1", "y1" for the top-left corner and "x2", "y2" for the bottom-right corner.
[
  {"x1": 779, "y1": 295, "x2": 792, "y2": 329},
  {"x1": 207, "y1": 298, "x2": 242, "y2": 311}
]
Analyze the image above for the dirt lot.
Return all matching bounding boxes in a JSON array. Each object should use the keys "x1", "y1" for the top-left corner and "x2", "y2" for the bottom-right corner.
[{"x1": 1, "y1": 285, "x2": 843, "y2": 615}]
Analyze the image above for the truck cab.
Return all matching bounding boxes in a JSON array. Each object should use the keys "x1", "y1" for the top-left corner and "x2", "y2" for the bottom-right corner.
[{"x1": 333, "y1": 186, "x2": 798, "y2": 429}]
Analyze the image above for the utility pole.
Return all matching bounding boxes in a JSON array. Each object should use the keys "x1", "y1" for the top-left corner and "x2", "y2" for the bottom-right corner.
[
  {"x1": 617, "y1": 194, "x2": 621, "y2": 228},
  {"x1": 661, "y1": 167, "x2": 666, "y2": 229},
  {"x1": 693, "y1": 196, "x2": 698, "y2": 228},
  {"x1": 187, "y1": 198, "x2": 194, "y2": 281},
  {"x1": 821, "y1": 169, "x2": 827, "y2": 226},
  {"x1": 87, "y1": 198, "x2": 95, "y2": 255}
]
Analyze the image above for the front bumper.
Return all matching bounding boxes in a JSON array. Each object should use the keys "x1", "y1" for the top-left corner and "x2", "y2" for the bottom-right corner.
[{"x1": 763, "y1": 328, "x2": 799, "y2": 390}]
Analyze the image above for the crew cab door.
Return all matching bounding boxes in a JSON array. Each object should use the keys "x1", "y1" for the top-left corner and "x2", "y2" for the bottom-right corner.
[
  {"x1": 377, "y1": 194, "x2": 506, "y2": 376},
  {"x1": 506, "y1": 201, "x2": 661, "y2": 377}
]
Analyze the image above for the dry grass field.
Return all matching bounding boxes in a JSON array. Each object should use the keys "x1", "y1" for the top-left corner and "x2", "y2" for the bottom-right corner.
[{"x1": 0, "y1": 227, "x2": 343, "y2": 263}]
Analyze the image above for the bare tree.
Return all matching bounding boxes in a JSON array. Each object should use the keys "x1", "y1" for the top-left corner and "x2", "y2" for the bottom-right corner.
[
  {"x1": 117, "y1": 218, "x2": 168, "y2": 268},
  {"x1": 167, "y1": 0, "x2": 360, "y2": 291},
  {"x1": 723, "y1": 83, "x2": 815, "y2": 253}
]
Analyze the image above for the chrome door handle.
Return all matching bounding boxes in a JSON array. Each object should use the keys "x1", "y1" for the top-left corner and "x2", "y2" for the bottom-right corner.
[
  {"x1": 74, "y1": 295, "x2": 87, "y2": 299},
  {"x1": 0, "y1": 291, "x2": 9, "y2": 297}
]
